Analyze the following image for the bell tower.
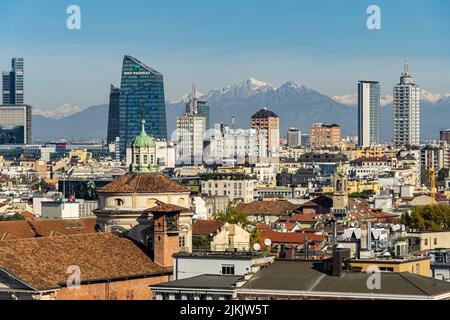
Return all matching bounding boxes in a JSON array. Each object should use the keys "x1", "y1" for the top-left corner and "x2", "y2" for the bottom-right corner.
[
  {"x1": 333, "y1": 162, "x2": 348, "y2": 209},
  {"x1": 151, "y1": 207, "x2": 181, "y2": 268}
]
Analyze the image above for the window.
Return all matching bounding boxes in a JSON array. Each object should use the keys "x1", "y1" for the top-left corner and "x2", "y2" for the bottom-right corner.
[
  {"x1": 424, "y1": 239, "x2": 428, "y2": 246},
  {"x1": 143, "y1": 155, "x2": 148, "y2": 165},
  {"x1": 415, "y1": 263, "x2": 420, "y2": 274},
  {"x1": 179, "y1": 235, "x2": 186, "y2": 248},
  {"x1": 222, "y1": 265, "x2": 235, "y2": 275},
  {"x1": 434, "y1": 238, "x2": 438, "y2": 245}
]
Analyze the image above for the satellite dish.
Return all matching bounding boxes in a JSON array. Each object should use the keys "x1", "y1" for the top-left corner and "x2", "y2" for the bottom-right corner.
[
  {"x1": 264, "y1": 239, "x2": 272, "y2": 247},
  {"x1": 253, "y1": 243, "x2": 261, "y2": 251}
]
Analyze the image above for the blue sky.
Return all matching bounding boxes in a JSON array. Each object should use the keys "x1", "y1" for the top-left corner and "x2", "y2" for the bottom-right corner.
[{"x1": 0, "y1": 0, "x2": 449, "y2": 110}]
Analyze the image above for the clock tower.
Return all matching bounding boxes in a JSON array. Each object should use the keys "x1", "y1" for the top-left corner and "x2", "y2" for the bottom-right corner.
[{"x1": 333, "y1": 162, "x2": 348, "y2": 210}]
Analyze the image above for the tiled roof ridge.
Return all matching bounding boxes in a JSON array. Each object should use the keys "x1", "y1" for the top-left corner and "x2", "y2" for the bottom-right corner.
[{"x1": 0, "y1": 231, "x2": 106, "y2": 243}]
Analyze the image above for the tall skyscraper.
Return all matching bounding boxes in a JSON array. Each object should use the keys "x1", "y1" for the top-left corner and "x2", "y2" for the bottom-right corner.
[
  {"x1": 176, "y1": 91, "x2": 206, "y2": 165},
  {"x1": 0, "y1": 104, "x2": 32, "y2": 144},
  {"x1": 118, "y1": 55, "x2": 167, "y2": 154},
  {"x1": 2, "y1": 57, "x2": 24, "y2": 105},
  {"x1": 197, "y1": 100, "x2": 210, "y2": 130},
  {"x1": 287, "y1": 128, "x2": 301, "y2": 148},
  {"x1": 251, "y1": 108, "x2": 280, "y2": 156},
  {"x1": 393, "y1": 64, "x2": 420, "y2": 146},
  {"x1": 107, "y1": 85, "x2": 120, "y2": 144},
  {"x1": 358, "y1": 80, "x2": 380, "y2": 147}
]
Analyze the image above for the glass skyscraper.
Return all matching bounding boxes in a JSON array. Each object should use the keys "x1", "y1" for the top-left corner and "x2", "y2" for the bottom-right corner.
[
  {"x1": 197, "y1": 100, "x2": 210, "y2": 130},
  {"x1": 118, "y1": 55, "x2": 167, "y2": 153},
  {"x1": 107, "y1": 84, "x2": 120, "y2": 144},
  {"x1": 2, "y1": 57, "x2": 24, "y2": 105},
  {"x1": 358, "y1": 80, "x2": 380, "y2": 147}
]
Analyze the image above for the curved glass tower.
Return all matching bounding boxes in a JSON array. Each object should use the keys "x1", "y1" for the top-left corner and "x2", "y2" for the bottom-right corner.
[{"x1": 118, "y1": 55, "x2": 167, "y2": 154}]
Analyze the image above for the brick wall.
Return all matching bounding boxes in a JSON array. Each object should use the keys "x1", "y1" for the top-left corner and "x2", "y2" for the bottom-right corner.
[{"x1": 56, "y1": 274, "x2": 172, "y2": 300}]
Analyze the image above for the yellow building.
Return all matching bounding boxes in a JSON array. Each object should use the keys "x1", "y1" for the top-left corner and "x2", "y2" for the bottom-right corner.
[
  {"x1": 322, "y1": 180, "x2": 381, "y2": 195},
  {"x1": 69, "y1": 149, "x2": 92, "y2": 162},
  {"x1": 350, "y1": 257, "x2": 431, "y2": 277},
  {"x1": 408, "y1": 231, "x2": 450, "y2": 252}
]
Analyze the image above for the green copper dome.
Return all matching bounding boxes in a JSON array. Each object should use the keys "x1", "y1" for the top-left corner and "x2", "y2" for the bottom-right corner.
[{"x1": 132, "y1": 119, "x2": 156, "y2": 148}]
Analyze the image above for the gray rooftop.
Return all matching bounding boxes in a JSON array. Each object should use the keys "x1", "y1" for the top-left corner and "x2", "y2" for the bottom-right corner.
[
  {"x1": 240, "y1": 260, "x2": 450, "y2": 298},
  {"x1": 151, "y1": 274, "x2": 243, "y2": 290}
]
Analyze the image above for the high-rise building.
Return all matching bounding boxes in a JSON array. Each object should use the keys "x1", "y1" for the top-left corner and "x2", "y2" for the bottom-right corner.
[
  {"x1": 107, "y1": 85, "x2": 120, "y2": 144},
  {"x1": 358, "y1": 80, "x2": 380, "y2": 147},
  {"x1": 310, "y1": 123, "x2": 341, "y2": 149},
  {"x1": 197, "y1": 100, "x2": 210, "y2": 130},
  {"x1": 118, "y1": 55, "x2": 167, "y2": 154},
  {"x1": 393, "y1": 64, "x2": 420, "y2": 146},
  {"x1": 251, "y1": 108, "x2": 280, "y2": 156},
  {"x1": 2, "y1": 57, "x2": 24, "y2": 105},
  {"x1": 176, "y1": 92, "x2": 206, "y2": 165},
  {"x1": 209, "y1": 123, "x2": 267, "y2": 165},
  {"x1": 440, "y1": 129, "x2": 450, "y2": 144},
  {"x1": 287, "y1": 128, "x2": 302, "y2": 148},
  {"x1": 0, "y1": 104, "x2": 32, "y2": 144}
]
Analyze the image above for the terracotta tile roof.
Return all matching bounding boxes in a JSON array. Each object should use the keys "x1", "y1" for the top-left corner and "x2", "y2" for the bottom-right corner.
[
  {"x1": 288, "y1": 214, "x2": 332, "y2": 223},
  {"x1": 0, "y1": 233, "x2": 169, "y2": 291},
  {"x1": 0, "y1": 221, "x2": 36, "y2": 240},
  {"x1": 97, "y1": 173, "x2": 190, "y2": 194},
  {"x1": 0, "y1": 218, "x2": 98, "y2": 240},
  {"x1": 30, "y1": 218, "x2": 98, "y2": 237},
  {"x1": 20, "y1": 211, "x2": 34, "y2": 221},
  {"x1": 146, "y1": 201, "x2": 190, "y2": 213},
  {"x1": 193, "y1": 220, "x2": 225, "y2": 236},
  {"x1": 236, "y1": 201, "x2": 299, "y2": 216},
  {"x1": 260, "y1": 230, "x2": 326, "y2": 245}
]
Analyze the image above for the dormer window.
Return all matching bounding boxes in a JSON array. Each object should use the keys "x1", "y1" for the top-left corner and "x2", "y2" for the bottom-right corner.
[{"x1": 113, "y1": 198, "x2": 124, "y2": 207}]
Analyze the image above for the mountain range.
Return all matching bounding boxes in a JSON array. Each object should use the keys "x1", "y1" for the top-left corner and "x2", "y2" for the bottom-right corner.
[{"x1": 32, "y1": 78, "x2": 450, "y2": 141}]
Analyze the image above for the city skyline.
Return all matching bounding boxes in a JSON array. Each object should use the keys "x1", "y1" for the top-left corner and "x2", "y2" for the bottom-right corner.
[{"x1": 0, "y1": 0, "x2": 449, "y2": 110}]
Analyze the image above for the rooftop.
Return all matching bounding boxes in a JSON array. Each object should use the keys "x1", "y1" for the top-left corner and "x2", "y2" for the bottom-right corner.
[
  {"x1": 97, "y1": 173, "x2": 190, "y2": 194},
  {"x1": 151, "y1": 274, "x2": 243, "y2": 290}
]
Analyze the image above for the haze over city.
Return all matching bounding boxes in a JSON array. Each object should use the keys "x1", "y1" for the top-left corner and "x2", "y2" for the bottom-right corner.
[{"x1": 1, "y1": 0, "x2": 449, "y2": 110}]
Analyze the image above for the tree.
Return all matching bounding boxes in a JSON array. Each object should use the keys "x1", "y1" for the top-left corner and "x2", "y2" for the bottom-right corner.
[
  {"x1": 215, "y1": 205, "x2": 259, "y2": 246},
  {"x1": 401, "y1": 205, "x2": 450, "y2": 230}
]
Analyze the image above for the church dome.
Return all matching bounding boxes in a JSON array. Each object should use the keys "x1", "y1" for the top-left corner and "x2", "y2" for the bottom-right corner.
[{"x1": 132, "y1": 119, "x2": 156, "y2": 148}]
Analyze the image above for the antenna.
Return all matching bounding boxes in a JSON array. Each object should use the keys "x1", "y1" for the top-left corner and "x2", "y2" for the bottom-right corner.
[{"x1": 404, "y1": 58, "x2": 409, "y2": 73}]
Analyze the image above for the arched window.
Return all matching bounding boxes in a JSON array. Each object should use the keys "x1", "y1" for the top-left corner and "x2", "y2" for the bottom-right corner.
[
  {"x1": 178, "y1": 198, "x2": 186, "y2": 206},
  {"x1": 113, "y1": 198, "x2": 124, "y2": 207}
]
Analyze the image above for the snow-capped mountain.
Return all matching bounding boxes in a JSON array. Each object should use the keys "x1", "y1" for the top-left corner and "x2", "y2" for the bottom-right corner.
[
  {"x1": 33, "y1": 104, "x2": 83, "y2": 119},
  {"x1": 333, "y1": 89, "x2": 450, "y2": 107},
  {"x1": 203, "y1": 78, "x2": 275, "y2": 101}
]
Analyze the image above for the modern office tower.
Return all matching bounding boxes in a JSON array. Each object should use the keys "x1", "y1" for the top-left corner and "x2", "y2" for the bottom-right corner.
[
  {"x1": 2, "y1": 57, "x2": 24, "y2": 105},
  {"x1": 301, "y1": 133, "x2": 310, "y2": 147},
  {"x1": 393, "y1": 64, "x2": 421, "y2": 146},
  {"x1": 176, "y1": 93, "x2": 206, "y2": 165},
  {"x1": 0, "y1": 104, "x2": 32, "y2": 144},
  {"x1": 251, "y1": 107, "x2": 280, "y2": 156},
  {"x1": 310, "y1": 123, "x2": 341, "y2": 149},
  {"x1": 358, "y1": 80, "x2": 381, "y2": 147},
  {"x1": 197, "y1": 100, "x2": 210, "y2": 130},
  {"x1": 440, "y1": 129, "x2": 450, "y2": 144},
  {"x1": 107, "y1": 85, "x2": 120, "y2": 144},
  {"x1": 209, "y1": 123, "x2": 267, "y2": 165},
  {"x1": 287, "y1": 128, "x2": 302, "y2": 148},
  {"x1": 118, "y1": 55, "x2": 167, "y2": 154}
]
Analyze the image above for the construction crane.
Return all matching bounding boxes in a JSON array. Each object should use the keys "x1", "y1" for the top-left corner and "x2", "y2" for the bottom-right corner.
[{"x1": 427, "y1": 167, "x2": 436, "y2": 205}]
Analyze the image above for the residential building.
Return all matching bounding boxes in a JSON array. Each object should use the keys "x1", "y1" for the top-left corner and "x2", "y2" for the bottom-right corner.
[
  {"x1": 2, "y1": 57, "x2": 24, "y2": 105},
  {"x1": 118, "y1": 55, "x2": 167, "y2": 154},
  {"x1": 440, "y1": 129, "x2": 450, "y2": 144},
  {"x1": 393, "y1": 64, "x2": 421, "y2": 146},
  {"x1": 235, "y1": 199, "x2": 298, "y2": 224},
  {"x1": 200, "y1": 173, "x2": 256, "y2": 203},
  {"x1": 358, "y1": 80, "x2": 380, "y2": 147},
  {"x1": 208, "y1": 123, "x2": 267, "y2": 165},
  {"x1": 0, "y1": 104, "x2": 32, "y2": 144},
  {"x1": 251, "y1": 108, "x2": 280, "y2": 157},
  {"x1": 192, "y1": 220, "x2": 251, "y2": 252},
  {"x1": 107, "y1": 84, "x2": 120, "y2": 144},
  {"x1": 408, "y1": 231, "x2": 450, "y2": 252},
  {"x1": 310, "y1": 123, "x2": 341, "y2": 149},
  {"x1": 287, "y1": 128, "x2": 301, "y2": 148}
]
